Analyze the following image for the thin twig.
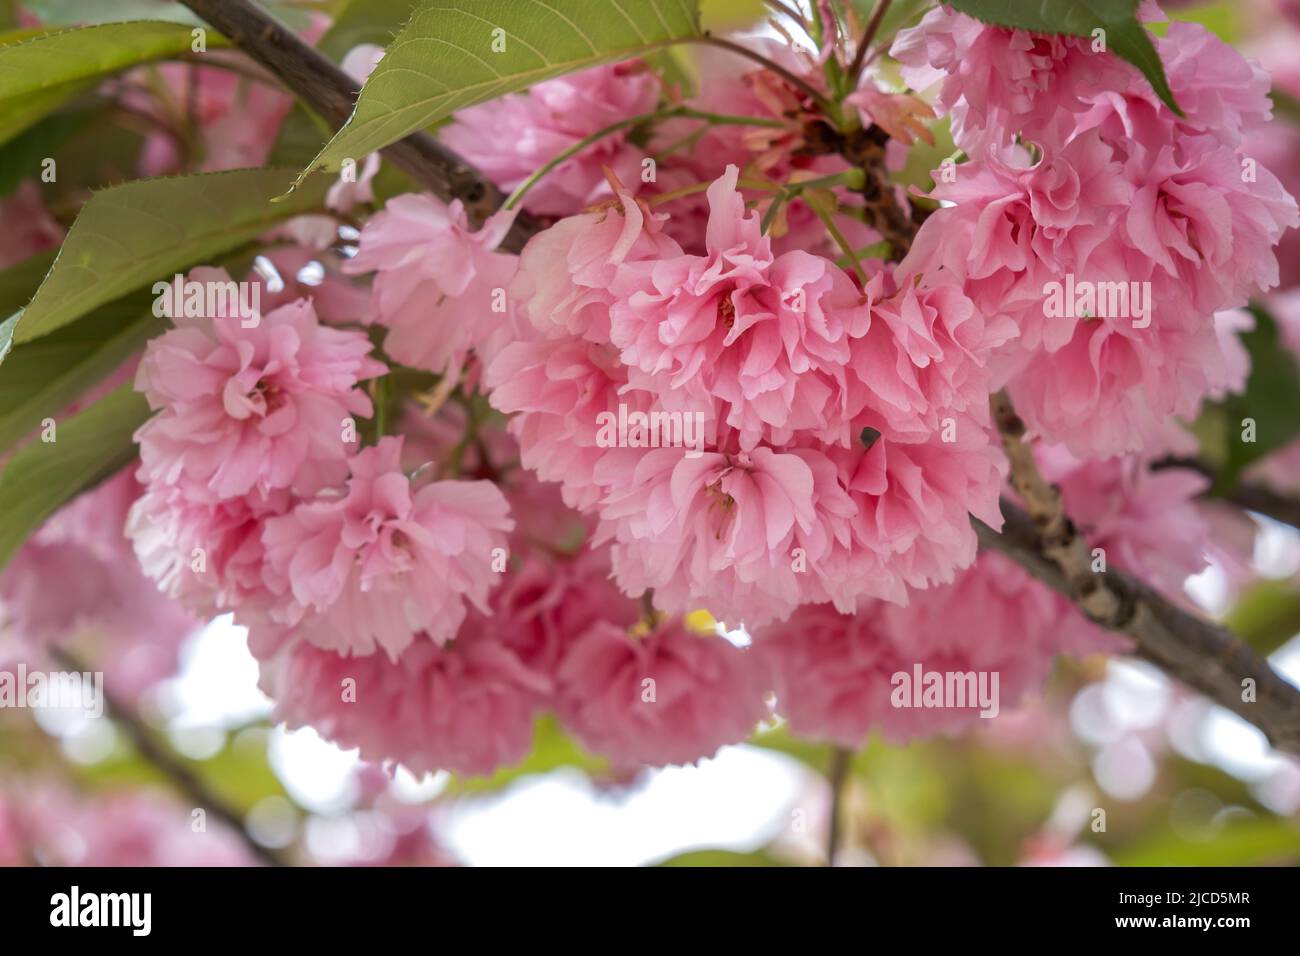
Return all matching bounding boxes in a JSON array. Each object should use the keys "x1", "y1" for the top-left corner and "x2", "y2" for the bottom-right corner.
[
  {"x1": 847, "y1": 0, "x2": 891, "y2": 81},
  {"x1": 696, "y1": 33, "x2": 832, "y2": 110},
  {"x1": 826, "y1": 746, "x2": 851, "y2": 865},
  {"x1": 47, "y1": 647, "x2": 290, "y2": 866}
]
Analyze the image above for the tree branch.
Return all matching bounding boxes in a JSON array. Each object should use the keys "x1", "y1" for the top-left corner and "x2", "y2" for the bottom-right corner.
[
  {"x1": 825, "y1": 745, "x2": 851, "y2": 866},
  {"x1": 175, "y1": 0, "x2": 543, "y2": 253},
  {"x1": 984, "y1": 388, "x2": 1300, "y2": 755},
  {"x1": 990, "y1": 391, "x2": 1126, "y2": 622},
  {"x1": 976, "y1": 502, "x2": 1300, "y2": 755},
  {"x1": 48, "y1": 647, "x2": 291, "y2": 867}
]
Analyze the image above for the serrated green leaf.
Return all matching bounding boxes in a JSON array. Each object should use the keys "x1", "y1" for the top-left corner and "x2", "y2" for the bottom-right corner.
[
  {"x1": 945, "y1": 0, "x2": 1181, "y2": 115},
  {"x1": 0, "y1": 20, "x2": 217, "y2": 146},
  {"x1": 0, "y1": 383, "x2": 149, "y2": 569},
  {"x1": 19, "y1": 0, "x2": 313, "y2": 29},
  {"x1": 6, "y1": 167, "x2": 329, "y2": 349},
  {"x1": 0, "y1": 293, "x2": 162, "y2": 455},
  {"x1": 299, "y1": 0, "x2": 701, "y2": 183},
  {"x1": 268, "y1": 0, "x2": 424, "y2": 174}
]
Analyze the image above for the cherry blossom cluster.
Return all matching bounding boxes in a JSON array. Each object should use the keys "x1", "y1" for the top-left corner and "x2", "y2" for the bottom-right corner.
[{"x1": 3, "y1": 4, "x2": 1294, "y2": 780}]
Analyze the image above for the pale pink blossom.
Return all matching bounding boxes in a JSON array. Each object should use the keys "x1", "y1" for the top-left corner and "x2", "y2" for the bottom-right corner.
[
  {"x1": 439, "y1": 62, "x2": 659, "y2": 217},
  {"x1": 260, "y1": 437, "x2": 513, "y2": 658},
  {"x1": 128, "y1": 484, "x2": 287, "y2": 617},
  {"x1": 890, "y1": 5, "x2": 1123, "y2": 156},
  {"x1": 252, "y1": 619, "x2": 549, "y2": 778},
  {"x1": 0, "y1": 783, "x2": 256, "y2": 866},
  {"x1": 608, "y1": 165, "x2": 871, "y2": 451},
  {"x1": 345, "y1": 195, "x2": 519, "y2": 377},
  {"x1": 553, "y1": 618, "x2": 770, "y2": 767},
  {"x1": 134, "y1": 269, "x2": 385, "y2": 501},
  {"x1": 1, "y1": 470, "x2": 198, "y2": 699}
]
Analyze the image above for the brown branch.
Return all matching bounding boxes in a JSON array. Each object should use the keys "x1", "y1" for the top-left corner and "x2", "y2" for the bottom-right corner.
[
  {"x1": 1151, "y1": 456, "x2": 1300, "y2": 532},
  {"x1": 175, "y1": 0, "x2": 543, "y2": 254},
  {"x1": 799, "y1": 121, "x2": 921, "y2": 259},
  {"x1": 48, "y1": 647, "x2": 291, "y2": 867},
  {"x1": 976, "y1": 502, "x2": 1300, "y2": 755},
  {"x1": 987, "y1": 389, "x2": 1300, "y2": 755},
  {"x1": 991, "y1": 390, "x2": 1125, "y2": 622},
  {"x1": 825, "y1": 746, "x2": 851, "y2": 866}
]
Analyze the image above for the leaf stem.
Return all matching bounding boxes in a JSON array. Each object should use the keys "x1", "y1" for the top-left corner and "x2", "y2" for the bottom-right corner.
[
  {"x1": 694, "y1": 33, "x2": 832, "y2": 111},
  {"x1": 848, "y1": 0, "x2": 892, "y2": 82},
  {"x1": 811, "y1": 200, "x2": 870, "y2": 286}
]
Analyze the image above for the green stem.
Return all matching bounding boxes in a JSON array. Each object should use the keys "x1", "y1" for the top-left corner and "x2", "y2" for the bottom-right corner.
[
  {"x1": 647, "y1": 176, "x2": 779, "y2": 207},
  {"x1": 835, "y1": 240, "x2": 892, "y2": 269},
  {"x1": 760, "y1": 169, "x2": 866, "y2": 235},
  {"x1": 503, "y1": 106, "x2": 786, "y2": 211},
  {"x1": 813, "y1": 202, "x2": 870, "y2": 287},
  {"x1": 371, "y1": 374, "x2": 391, "y2": 439}
]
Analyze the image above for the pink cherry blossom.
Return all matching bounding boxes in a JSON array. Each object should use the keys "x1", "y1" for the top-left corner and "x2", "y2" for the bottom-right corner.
[
  {"x1": 260, "y1": 437, "x2": 513, "y2": 658},
  {"x1": 0, "y1": 783, "x2": 256, "y2": 866},
  {"x1": 608, "y1": 166, "x2": 872, "y2": 451},
  {"x1": 252, "y1": 619, "x2": 550, "y2": 778},
  {"x1": 1, "y1": 470, "x2": 198, "y2": 700},
  {"x1": 439, "y1": 62, "x2": 659, "y2": 217},
  {"x1": 0, "y1": 182, "x2": 62, "y2": 269},
  {"x1": 553, "y1": 618, "x2": 770, "y2": 767},
  {"x1": 135, "y1": 269, "x2": 385, "y2": 501},
  {"x1": 128, "y1": 484, "x2": 287, "y2": 618},
  {"x1": 345, "y1": 195, "x2": 520, "y2": 378}
]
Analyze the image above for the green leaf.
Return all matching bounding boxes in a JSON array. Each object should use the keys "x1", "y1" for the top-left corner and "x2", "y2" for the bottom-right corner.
[
  {"x1": 0, "y1": 383, "x2": 149, "y2": 570},
  {"x1": 1211, "y1": 303, "x2": 1300, "y2": 490},
  {"x1": 0, "y1": 20, "x2": 216, "y2": 146},
  {"x1": 19, "y1": 0, "x2": 314, "y2": 29},
  {"x1": 0, "y1": 294, "x2": 162, "y2": 455},
  {"x1": 1225, "y1": 579, "x2": 1300, "y2": 655},
  {"x1": 945, "y1": 0, "x2": 1181, "y2": 115},
  {"x1": 268, "y1": 0, "x2": 423, "y2": 176},
  {"x1": 0, "y1": 250, "x2": 57, "y2": 362},
  {"x1": 6, "y1": 166, "x2": 329, "y2": 350},
  {"x1": 0, "y1": 102, "x2": 100, "y2": 196},
  {"x1": 298, "y1": 0, "x2": 701, "y2": 184},
  {"x1": 317, "y1": 0, "x2": 424, "y2": 58}
]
